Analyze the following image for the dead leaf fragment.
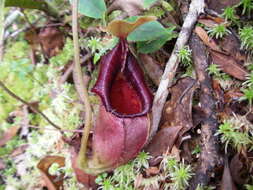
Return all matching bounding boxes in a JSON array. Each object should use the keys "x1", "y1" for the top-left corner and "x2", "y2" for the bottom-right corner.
[
  {"x1": 139, "y1": 54, "x2": 163, "y2": 86},
  {"x1": 108, "y1": 0, "x2": 144, "y2": 16},
  {"x1": 221, "y1": 158, "x2": 237, "y2": 190},
  {"x1": 0, "y1": 126, "x2": 20, "y2": 147},
  {"x1": 206, "y1": 0, "x2": 240, "y2": 14},
  {"x1": 147, "y1": 77, "x2": 196, "y2": 161},
  {"x1": 198, "y1": 15, "x2": 226, "y2": 28},
  {"x1": 37, "y1": 156, "x2": 65, "y2": 190},
  {"x1": 38, "y1": 26, "x2": 65, "y2": 58},
  {"x1": 230, "y1": 154, "x2": 246, "y2": 185},
  {"x1": 210, "y1": 50, "x2": 248, "y2": 80},
  {"x1": 194, "y1": 26, "x2": 223, "y2": 53},
  {"x1": 146, "y1": 126, "x2": 182, "y2": 163}
]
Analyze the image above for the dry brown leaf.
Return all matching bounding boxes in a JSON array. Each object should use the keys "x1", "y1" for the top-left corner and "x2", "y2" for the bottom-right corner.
[
  {"x1": 108, "y1": 0, "x2": 144, "y2": 16},
  {"x1": 210, "y1": 50, "x2": 248, "y2": 80},
  {"x1": 194, "y1": 26, "x2": 223, "y2": 53},
  {"x1": 161, "y1": 77, "x2": 196, "y2": 135},
  {"x1": 146, "y1": 126, "x2": 182, "y2": 161},
  {"x1": 218, "y1": 33, "x2": 247, "y2": 63},
  {"x1": 145, "y1": 167, "x2": 160, "y2": 176},
  {"x1": 198, "y1": 15, "x2": 226, "y2": 28},
  {"x1": 107, "y1": 16, "x2": 156, "y2": 38},
  {"x1": 230, "y1": 154, "x2": 246, "y2": 185},
  {"x1": 206, "y1": 0, "x2": 240, "y2": 14},
  {"x1": 139, "y1": 54, "x2": 163, "y2": 86},
  {"x1": 38, "y1": 26, "x2": 65, "y2": 58},
  {"x1": 37, "y1": 156, "x2": 65, "y2": 190},
  {"x1": 147, "y1": 77, "x2": 196, "y2": 162},
  {"x1": 221, "y1": 158, "x2": 237, "y2": 190},
  {"x1": 0, "y1": 126, "x2": 20, "y2": 147}
]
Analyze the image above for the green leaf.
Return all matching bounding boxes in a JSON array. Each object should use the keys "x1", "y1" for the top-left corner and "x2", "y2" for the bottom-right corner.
[
  {"x1": 143, "y1": 0, "x2": 158, "y2": 9},
  {"x1": 78, "y1": 0, "x2": 106, "y2": 19},
  {"x1": 137, "y1": 27, "x2": 177, "y2": 53},
  {"x1": 127, "y1": 21, "x2": 168, "y2": 42}
]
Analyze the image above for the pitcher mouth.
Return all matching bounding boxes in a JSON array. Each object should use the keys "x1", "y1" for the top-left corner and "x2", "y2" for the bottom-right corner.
[{"x1": 91, "y1": 39, "x2": 153, "y2": 118}]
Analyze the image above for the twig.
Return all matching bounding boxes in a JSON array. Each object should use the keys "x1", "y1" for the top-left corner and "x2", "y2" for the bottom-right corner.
[
  {"x1": 189, "y1": 34, "x2": 223, "y2": 189},
  {"x1": 28, "y1": 125, "x2": 83, "y2": 133},
  {"x1": 71, "y1": 0, "x2": 92, "y2": 169},
  {"x1": 149, "y1": 0, "x2": 205, "y2": 140},
  {"x1": 0, "y1": 0, "x2": 5, "y2": 61},
  {"x1": 0, "y1": 81, "x2": 65, "y2": 136},
  {"x1": 59, "y1": 53, "x2": 92, "y2": 84}
]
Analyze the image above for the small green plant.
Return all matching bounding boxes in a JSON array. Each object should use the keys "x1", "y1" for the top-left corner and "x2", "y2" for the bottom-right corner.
[
  {"x1": 207, "y1": 64, "x2": 222, "y2": 77},
  {"x1": 216, "y1": 120, "x2": 252, "y2": 152},
  {"x1": 169, "y1": 161, "x2": 194, "y2": 190},
  {"x1": 178, "y1": 46, "x2": 192, "y2": 67},
  {"x1": 239, "y1": 26, "x2": 253, "y2": 52},
  {"x1": 161, "y1": 156, "x2": 194, "y2": 190},
  {"x1": 191, "y1": 145, "x2": 201, "y2": 155},
  {"x1": 87, "y1": 36, "x2": 102, "y2": 54},
  {"x1": 207, "y1": 24, "x2": 230, "y2": 39},
  {"x1": 237, "y1": 0, "x2": 253, "y2": 16},
  {"x1": 245, "y1": 184, "x2": 253, "y2": 190},
  {"x1": 222, "y1": 7, "x2": 238, "y2": 23},
  {"x1": 133, "y1": 151, "x2": 152, "y2": 171},
  {"x1": 240, "y1": 87, "x2": 253, "y2": 106},
  {"x1": 243, "y1": 71, "x2": 253, "y2": 87}
]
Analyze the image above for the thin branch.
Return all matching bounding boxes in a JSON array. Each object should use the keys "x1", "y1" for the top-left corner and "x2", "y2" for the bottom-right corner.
[
  {"x1": 71, "y1": 0, "x2": 92, "y2": 169},
  {"x1": 0, "y1": 81, "x2": 65, "y2": 136},
  {"x1": 28, "y1": 125, "x2": 83, "y2": 133},
  {"x1": 149, "y1": 0, "x2": 205, "y2": 141},
  {"x1": 0, "y1": 0, "x2": 5, "y2": 61}
]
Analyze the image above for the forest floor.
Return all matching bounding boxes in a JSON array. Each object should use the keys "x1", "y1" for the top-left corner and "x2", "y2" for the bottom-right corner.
[{"x1": 0, "y1": 0, "x2": 253, "y2": 190}]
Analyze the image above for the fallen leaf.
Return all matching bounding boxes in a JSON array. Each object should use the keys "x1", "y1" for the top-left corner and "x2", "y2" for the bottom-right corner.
[
  {"x1": 145, "y1": 167, "x2": 160, "y2": 176},
  {"x1": 139, "y1": 54, "x2": 163, "y2": 86},
  {"x1": 147, "y1": 77, "x2": 196, "y2": 161},
  {"x1": 221, "y1": 158, "x2": 237, "y2": 190},
  {"x1": 206, "y1": 0, "x2": 240, "y2": 14},
  {"x1": 146, "y1": 126, "x2": 182, "y2": 163},
  {"x1": 108, "y1": 0, "x2": 144, "y2": 16},
  {"x1": 0, "y1": 126, "x2": 20, "y2": 147},
  {"x1": 194, "y1": 26, "x2": 223, "y2": 53},
  {"x1": 38, "y1": 26, "x2": 65, "y2": 58},
  {"x1": 198, "y1": 15, "x2": 226, "y2": 28},
  {"x1": 230, "y1": 153, "x2": 246, "y2": 185},
  {"x1": 212, "y1": 80, "x2": 225, "y2": 111},
  {"x1": 210, "y1": 50, "x2": 248, "y2": 80},
  {"x1": 218, "y1": 33, "x2": 247, "y2": 63},
  {"x1": 161, "y1": 77, "x2": 197, "y2": 136},
  {"x1": 37, "y1": 156, "x2": 65, "y2": 190}
]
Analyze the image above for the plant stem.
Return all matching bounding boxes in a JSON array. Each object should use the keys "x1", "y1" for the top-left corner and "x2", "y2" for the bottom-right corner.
[
  {"x1": 0, "y1": 0, "x2": 5, "y2": 61},
  {"x1": 0, "y1": 81, "x2": 65, "y2": 136},
  {"x1": 72, "y1": 0, "x2": 92, "y2": 169}
]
